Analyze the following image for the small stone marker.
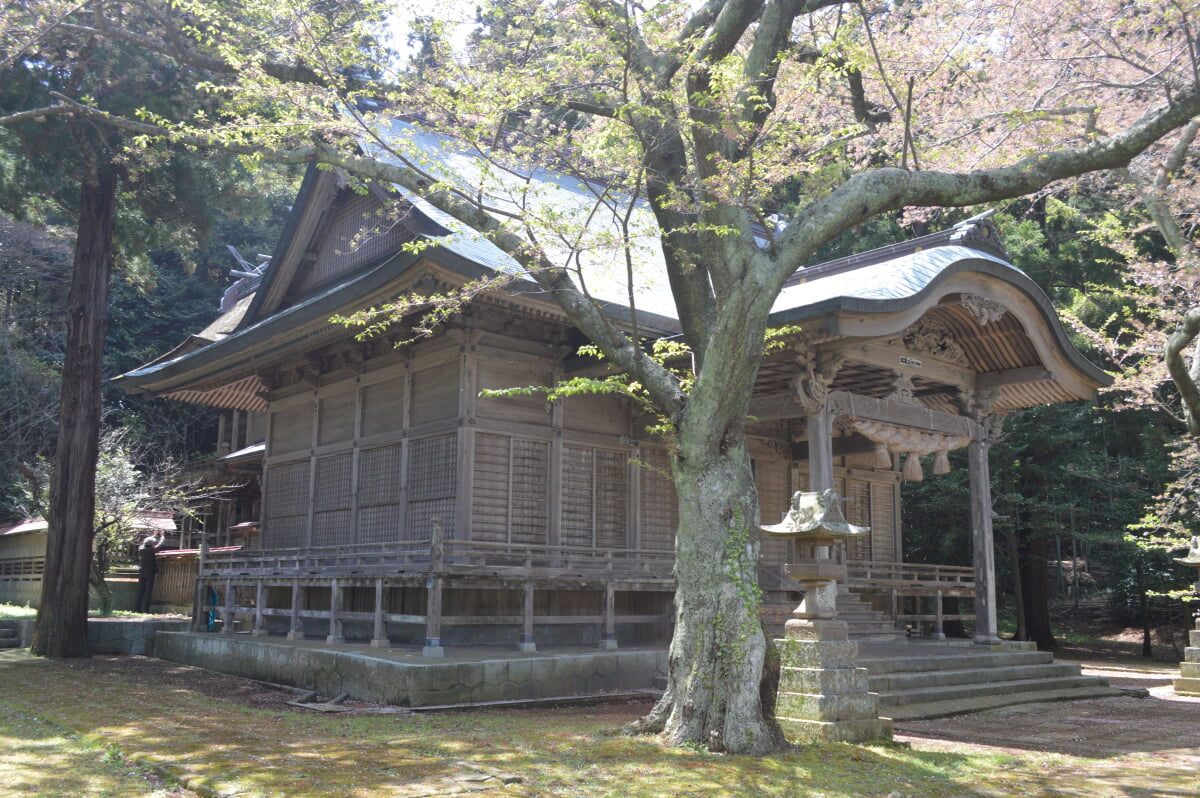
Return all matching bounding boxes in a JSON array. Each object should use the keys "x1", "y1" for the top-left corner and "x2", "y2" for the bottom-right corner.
[
  {"x1": 763, "y1": 489, "x2": 893, "y2": 743},
  {"x1": 1173, "y1": 538, "x2": 1200, "y2": 696}
]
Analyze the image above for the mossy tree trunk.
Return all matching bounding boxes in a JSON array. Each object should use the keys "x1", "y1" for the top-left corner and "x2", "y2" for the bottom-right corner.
[{"x1": 631, "y1": 274, "x2": 785, "y2": 754}]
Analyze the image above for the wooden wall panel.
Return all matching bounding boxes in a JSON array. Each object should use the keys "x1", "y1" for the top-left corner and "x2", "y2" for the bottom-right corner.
[
  {"x1": 472, "y1": 433, "x2": 512, "y2": 543},
  {"x1": 475, "y1": 354, "x2": 553, "y2": 425},
  {"x1": 270, "y1": 402, "x2": 312, "y2": 455},
  {"x1": 317, "y1": 390, "x2": 356, "y2": 446},
  {"x1": 410, "y1": 365, "x2": 459, "y2": 426},
  {"x1": 292, "y1": 193, "x2": 407, "y2": 297},
  {"x1": 470, "y1": 433, "x2": 550, "y2": 545},
  {"x1": 361, "y1": 380, "x2": 405, "y2": 438},
  {"x1": 561, "y1": 393, "x2": 628, "y2": 435}
]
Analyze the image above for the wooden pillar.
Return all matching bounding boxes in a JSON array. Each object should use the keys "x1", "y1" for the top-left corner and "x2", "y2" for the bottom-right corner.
[
  {"x1": 969, "y1": 438, "x2": 1000, "y2": 644},
  {"x1": 252, "y1": 580, "x2": 267, "y2": 636},
  {"x1": 806, "y1": 410, "x2": 834, "y2": 491},
  {"x1": 932, "y1": 589, "x2": 946, "y2": 640},
  {"x1": 327, "y1": 578, "x2": 344, "y2": 644},
  {"x1": 806, "y1": 409, "x2": 838, "y2": 615},
  {"x1": 518, "y1": 582, "x2": 537, "y2": 652},
  {"x1": 287, "y1": 582, "x2": 303, "y2": 640},
  {"x1": 221, "y1": 579, "x2": 235, "y2": 635},
  {"x1": 423, "y1": 577, "x2": 444, "y2": 657},
  {"x1": 599, "y1": 583, "x2": 618, "y2": 649},
  {"x1": 371, "y1": 577, "x2": 388, "y2": 648}
]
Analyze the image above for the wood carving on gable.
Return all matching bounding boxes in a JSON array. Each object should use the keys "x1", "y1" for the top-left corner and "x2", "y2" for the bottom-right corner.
[
  {"x1": 968, "y1": 386, "x2": 1007, "y2": 443},
  {"x1": 886, "y1": 373, "x2": 918, "y2": 405},
  {"x1": 960, "y1": 293, "x2": 1007, "y2": 326},
  {"x1": 902, "y1": 317, "x2": 969, "y2": 366},
  {"x1": 790, "y1": 350, "x2": 846, "y2": 414}
]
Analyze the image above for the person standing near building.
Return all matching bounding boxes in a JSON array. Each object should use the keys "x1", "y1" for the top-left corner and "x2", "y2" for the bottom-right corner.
[{"x1": 135, "y1": 531, "x2": 165, "y2": 613}]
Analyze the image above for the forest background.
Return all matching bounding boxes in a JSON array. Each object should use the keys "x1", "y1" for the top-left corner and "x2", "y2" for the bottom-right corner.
[{"x1": 3, "y1": 0, "x2": 1200, "y2": 754}]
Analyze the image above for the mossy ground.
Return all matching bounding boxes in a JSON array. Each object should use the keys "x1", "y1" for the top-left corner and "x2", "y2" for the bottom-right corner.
[{"x1": 3, "y1": 649, "x2": 1193, "y2": 798}]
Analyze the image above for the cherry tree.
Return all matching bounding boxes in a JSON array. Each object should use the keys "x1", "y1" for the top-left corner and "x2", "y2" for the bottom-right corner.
[{"x1": 5, "y1": 0, "x2": 1200, "y2": 751}]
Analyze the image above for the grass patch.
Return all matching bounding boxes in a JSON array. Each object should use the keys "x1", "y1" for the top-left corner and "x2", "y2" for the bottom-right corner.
[
  {"x1": 0, "y1": 653, "x2": 1117, "y2": 798},
  {"x1": 0, "y1": 700, "x2": 185, "y2": 797},
  {"x1": 0, "y1": 604, "x2": 36, "y2": 619}
]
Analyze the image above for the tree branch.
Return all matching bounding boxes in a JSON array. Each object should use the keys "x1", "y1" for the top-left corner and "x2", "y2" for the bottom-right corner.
[
  {"x1": 775, "y1": 86, "x2": 1200, "y2": 278},
  {"x1": 1166, "y1": 307, "x2": 1200, "y2": 435}
]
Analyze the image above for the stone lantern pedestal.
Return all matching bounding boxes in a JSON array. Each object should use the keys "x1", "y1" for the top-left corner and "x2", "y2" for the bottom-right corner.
[
  {"x1": 763, "y1": 489, "x2": 892, "y2": 743},
  {"x1": 1173, "y1": 538, "x2": 1200, "y2": 696}
]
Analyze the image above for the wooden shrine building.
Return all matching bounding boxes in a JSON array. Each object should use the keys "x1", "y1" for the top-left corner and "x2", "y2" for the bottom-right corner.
[{"x1": 119, "y1": 145, "x2": 1110, "y2": 653}]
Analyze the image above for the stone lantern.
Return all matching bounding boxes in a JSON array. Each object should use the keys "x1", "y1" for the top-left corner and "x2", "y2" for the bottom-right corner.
[
  {"x1": 1173, "y1": 537, "x2": 1200, "y2": 696},
  {"x1": 763, "y1": 489, "x2": 892, "y2": 743}
]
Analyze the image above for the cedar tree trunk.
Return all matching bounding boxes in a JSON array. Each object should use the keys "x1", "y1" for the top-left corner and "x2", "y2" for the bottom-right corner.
[
  {"x1": 31, "y1": 171, "x2": 117, "y2": 658},
  {"x1": 1020, "y1": 535, "x2": 1056, "y2": 651}
]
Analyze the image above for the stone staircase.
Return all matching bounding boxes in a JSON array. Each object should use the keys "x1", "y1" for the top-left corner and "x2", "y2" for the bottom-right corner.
[
  {"x1": 761, "y1": 586, "x2": 903, "y2": 642},
  {"x1": 0, "y1": 621, "x2": 22, "y2": 650},
  {"x1": 856, "y1": 643, "x2": 1127, "y2": 722}
]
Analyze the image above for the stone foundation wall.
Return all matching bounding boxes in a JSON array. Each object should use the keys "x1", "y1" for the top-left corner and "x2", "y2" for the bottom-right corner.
[{"x1": 153, "y1": 632, "x2": 669, "y2": 707}]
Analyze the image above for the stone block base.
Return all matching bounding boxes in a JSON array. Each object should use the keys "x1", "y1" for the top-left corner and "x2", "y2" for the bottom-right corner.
[
  {"x1": 774, "y1": 629, "x2": 891, "y2": 745},
  {"x1": 777, "y1": 716, "x2": 893, "y2": 744},
  {"x1": 1175, "y1": 647, "x2": 1200, "y2": 694},
  {"x1": 1173, "y1": 676, "x2": 1200, "y2": 695}
]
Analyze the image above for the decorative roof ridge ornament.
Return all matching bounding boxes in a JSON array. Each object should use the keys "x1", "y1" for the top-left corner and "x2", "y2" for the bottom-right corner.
[
  {"x1": 948, "y1": 210, "x2": 1010, "y2": 261},
  {"x1": 961, "y1": 293, "x2": 1007, "y2": 326},
  {"x1": 761, "y1": 488, "x2": 868, "y2": 539}
]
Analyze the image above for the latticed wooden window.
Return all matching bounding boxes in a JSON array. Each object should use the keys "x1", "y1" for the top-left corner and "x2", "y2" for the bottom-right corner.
[
  {"x1": 406, "y1": 434, "x2": 457, "y2": 541},
  {"x1": 265, "y1": 460, "x2": 310, "y2": 549},
  {"x1": 846, "y1": 479, "x2": 872, "y2": 561},
  {"x1": 755, "y1": 458, "x2": 791, "y2": 565},
  {"x1": 358, "y1": 443, "x2": 404, "y2": 543},
  {"x1": 870, "y1": 481, "x2": 897, "y2": 563},
  {"x1": 638, "y1": 447, "x2": 677, "y2": 551},
  {"x1": 312, "y1": 453, "x2": 353, "y2": 546},
  {"x1": 471, "y1": 433, "x2": 549, "y2": 544},
  {"x1": 510, "y1": 439, "x2": 549, "y2": 544},
  {"x1": 562, "y1": 445, "x2": 629, "y2": 549},
  {"x1": 561, "y1": 446, "x2": 594, "y2": 547}
]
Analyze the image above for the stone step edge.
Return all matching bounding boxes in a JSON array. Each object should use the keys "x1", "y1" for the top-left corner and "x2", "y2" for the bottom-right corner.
[
  {"x1": 870, "y1": 663, "x2": 1081, "y2": 691},
  {"x1": 883, "y1": 685, "x2": 1127, "y2": 722},
  {"x1": 858, "y1": 652, "x2": 1052, "y2": 675},
  {"x1": 877, "y1": 675, "x2": 1110, "y2": 707}
]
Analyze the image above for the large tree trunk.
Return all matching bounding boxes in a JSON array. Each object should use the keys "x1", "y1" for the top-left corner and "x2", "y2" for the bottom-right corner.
[
  {"x1": 633, "y1": 436, "x2": 782, "y2": 754},
  {"x1": 1020, "y1": 535, "x2": 1056, "y2": 651},
  {"x1": 629, "y1": 278, "x2": 784, "y2": 754},
  {"x1": 30, "y1": 171, "x2": 117, "y2": 658}
]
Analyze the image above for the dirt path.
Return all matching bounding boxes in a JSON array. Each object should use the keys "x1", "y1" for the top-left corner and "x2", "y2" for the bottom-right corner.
[{"x1": 893, "y1": 666, "x2": 1200, "y2": 797}]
